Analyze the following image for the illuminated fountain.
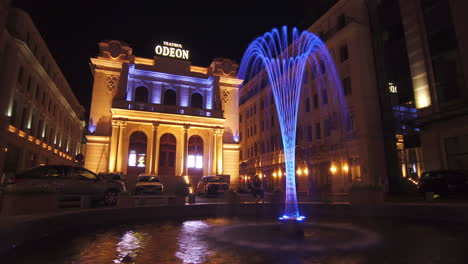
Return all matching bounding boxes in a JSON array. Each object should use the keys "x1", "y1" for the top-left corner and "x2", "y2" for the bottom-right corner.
[{"x1": 239, "y1": 26, "x2": 347, "y2": 223}]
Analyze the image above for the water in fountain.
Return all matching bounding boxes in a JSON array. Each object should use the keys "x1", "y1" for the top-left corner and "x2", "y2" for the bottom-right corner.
[{"x1": 239, "y1": 26, "x2": 348, "y2": 221}]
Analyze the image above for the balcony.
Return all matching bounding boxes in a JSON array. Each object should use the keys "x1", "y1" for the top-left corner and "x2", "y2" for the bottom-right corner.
[{"x1": 112, "y1": 100, "x2": 224, "y2": 118}]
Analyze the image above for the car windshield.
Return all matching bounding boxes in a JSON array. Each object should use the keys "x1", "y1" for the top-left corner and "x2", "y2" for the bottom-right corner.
[
  {"x1": 207, "y1": 177, "x2": 225, "y2": 183},
  {"x1": 138, "y1": 176, "x2": 160, "y2": 182}
]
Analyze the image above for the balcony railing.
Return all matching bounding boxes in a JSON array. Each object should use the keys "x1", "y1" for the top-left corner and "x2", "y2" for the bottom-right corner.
[{"x1": 113, "y1": 100, "x2": 224, "y2": 118}]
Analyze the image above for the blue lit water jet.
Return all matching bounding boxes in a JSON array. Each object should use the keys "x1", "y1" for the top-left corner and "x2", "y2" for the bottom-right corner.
[{"x1": 239, "y1": 26, "x2": 347, "y2": 221}]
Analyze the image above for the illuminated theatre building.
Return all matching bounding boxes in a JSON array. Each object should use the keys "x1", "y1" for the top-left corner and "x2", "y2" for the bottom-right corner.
[{"x1": 85, "y1": 40, "x2": 241, "y2": 190}]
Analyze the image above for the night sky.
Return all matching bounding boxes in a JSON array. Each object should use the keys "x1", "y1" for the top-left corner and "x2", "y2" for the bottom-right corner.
[{"x1": 11, "y1": 0, "x2": 337, "y2": 119}]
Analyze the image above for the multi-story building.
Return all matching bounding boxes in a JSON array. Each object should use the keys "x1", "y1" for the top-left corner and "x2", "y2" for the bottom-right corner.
[
  {"x1": 239, "y1": 0, "x2": 387, "y2": 196},
  {"x1": 84, "y1": 40, "x2": 241, "y2": 191},
  {"x1": 0, "y1": 8, "x2": 85, "y2": 176},
  {"x1": 399, "y1": 0, "x2": 468, "y2": 171}
]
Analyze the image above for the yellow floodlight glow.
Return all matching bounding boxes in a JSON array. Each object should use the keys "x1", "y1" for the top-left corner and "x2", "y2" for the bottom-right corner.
[
  {"x1": 296, "y1": 169, "x2": 302, "y2": 175},
  {"x1": 330, "y1": 165, "x2": 337, "y2": 173},
  {"x1": 304, "y1": 168, "x2": 309, "y2": 175},
  {"x1": 343, "y1": 164, "x2": 349, "y2": 172}
]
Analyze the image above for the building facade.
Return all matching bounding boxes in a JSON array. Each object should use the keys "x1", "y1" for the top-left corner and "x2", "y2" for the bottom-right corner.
[
  {"x1": 84, "y1": 40, "x2": 241, "y2": 191},
  {"x1": 0, "y1": 8, "x2": 85, "y2": 176},
  {"x1": 239, "y1": 0, "x2": 387, "y2": 196},
  {"x1": 399, "y1": 0, "x2": 468, "y2": 171}
]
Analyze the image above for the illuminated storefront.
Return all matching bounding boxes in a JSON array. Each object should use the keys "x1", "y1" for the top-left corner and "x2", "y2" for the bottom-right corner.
[{"x1": 84, "y1": 40, "x2": 241, "y2": 191}]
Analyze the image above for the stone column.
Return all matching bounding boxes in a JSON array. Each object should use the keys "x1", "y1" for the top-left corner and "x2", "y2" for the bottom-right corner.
[
  {"x1": 211, "y1": 128, "x2": 217, "y2": 175},
  {"x1": 108, "y1": 120, "x2": 120, "y2": 172},
  {"x1": 150, "y1": 122, "x2": 159, "y2": 174},
  {"x1": 181, "y1": 124, "x2": 190, "y2": 176},
  {"x1": 116, "y1": 120, "x2": 127, "y2": 172},
  {"x1": 216, "y1": 128, "x2": 224, "y2": 175}
]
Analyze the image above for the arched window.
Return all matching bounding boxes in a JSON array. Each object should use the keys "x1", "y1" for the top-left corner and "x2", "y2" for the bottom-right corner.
[
  {"x1": 134, "y1": 86, "x2": 149, "y2": 103},
  {"x1": 188, "y1": 135, "x2": 203, "y2": 169},
  {"x1": 190, "y1": 93, "x2": 203, "y2": 108},
  {"x1": 128, "y1": 131, "x2": 147, "y2": 168},
  {"x1": 159, "y1": 133, "x2": 177, "y2": 176},
  {"x1": 163, "y1": 90, "x2": 177, "y2": 105}
]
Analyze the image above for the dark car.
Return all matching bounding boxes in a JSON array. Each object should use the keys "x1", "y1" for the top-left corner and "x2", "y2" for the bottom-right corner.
[
  {"x1": 4, "y1": 165, "x2": 124, "y2": 206},
  {"x1": 98, "y1": 172, "x2": 127, "y2": 192},
  {"x1": 418, "y1": 170, "x2": 468, "y2": 197},
  {"x1": 196, "y1": 176, "x2": 229, "y2": 196}
]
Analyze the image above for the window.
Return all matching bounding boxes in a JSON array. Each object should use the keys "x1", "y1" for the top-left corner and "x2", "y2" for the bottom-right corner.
[
  {"x1": 325, "y1": 119, "x2": 331, "y2": 137},
  {"x1": 343, "y1": 77, "x2": 352, "y2": 96},
  {"x1": 135, "y1": 86, "x2": 149, "y2": 103},
  {"x1": 313, "y1": 94, "x2": 319, "y2": 109},
  {"x1": 239, "y1": 114, "x2": 242, "y2": 123},
  {"x1": 73, "y1": 168, "x2": 96, "y2": 180},
  {"x1": 305, "y1": 97, "x2": 310, "y2": 112},
  {"x1": 191, "y1": 93, "x2": 203, "y2": 108},
  {"x1": 137, "y1": 153, "x2": 146, "y2": 167},
  {"x1": 128, "y1": 150, "x2": 137, "y2": 166},
  {"x1": 322, "y1": 89, "x2": 328, "y2": 104},
  {"x1": 339, "y1": 44, "x2": 348, "y2": 62},
  {"x1": 315, "y1": 123, "x2": 321, "y2": 139},
  {"x1": 271, "y1": 115, "x2": 275, "y2": 127},
  {"x1": 307, "y1": 126, "x2": 313, "y2": 142},
  {"x1": 163, "y1": 89, "x2": 177, "y2": 105},
  {"x1": 346, "y1": 112, "x2": 354, "y2": 131},
  {"x1": 168, "y1": 152, "x2": 175, "y2": 167}
]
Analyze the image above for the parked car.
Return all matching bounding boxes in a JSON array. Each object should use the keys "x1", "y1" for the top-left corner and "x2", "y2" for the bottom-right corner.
[
  {"x1": 196, "y1": 175, "x2": 229, "y2": 196},
  {"x1": 98, "y1": 172, "x2": 127, "y2": 192},
  {"x1": 418, "y1": 170, "x2": 468, "y2": 197},
  {"x1": 134, "y1": 174, "x2": 164, "y2": 195},
  {"x1": 4, "y1": 165, "x2": 124, "y2": 206}
]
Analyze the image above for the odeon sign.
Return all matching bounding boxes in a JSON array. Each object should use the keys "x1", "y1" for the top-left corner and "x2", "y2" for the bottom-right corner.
[{"x1": 155, "y1": 41, "x2": 189, "y2": 60}]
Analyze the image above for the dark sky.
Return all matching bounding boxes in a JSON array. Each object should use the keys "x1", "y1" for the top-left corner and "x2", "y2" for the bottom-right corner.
[{"x1": 11, "y1": 0, "x2": 337, "y2": 118}]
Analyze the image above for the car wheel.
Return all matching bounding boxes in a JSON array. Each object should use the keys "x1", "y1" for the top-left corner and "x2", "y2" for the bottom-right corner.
[{"x1": 104, "y1": 190, "x2": 118, "y2": 206}]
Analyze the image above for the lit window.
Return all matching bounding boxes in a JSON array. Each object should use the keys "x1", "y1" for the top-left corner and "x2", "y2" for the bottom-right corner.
[
  {"x1": 195, "y1": 155, "x2": 203, "y2": 168},
  {"x1": 187, "y1": 155, "x2": 195, "y2": 168},
  {"x1": 128, "y1": 150, "x2": 137, "y2": 167},
  {"x1": 137, "y1": 154, "x2": 146, "y2": 167},
  {"x1": 188, "y1": 155, "x2": 203, "y2": 168}
]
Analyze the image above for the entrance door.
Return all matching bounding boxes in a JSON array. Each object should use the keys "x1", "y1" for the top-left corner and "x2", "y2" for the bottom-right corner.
[
  {"x1": 127, "y1": 131, "x2": 147, "y2": 191},
  {"x1": 188, "y1": 135, "x2": 204, "y2": 188},
  {"x1": 159, "y1": 132, "x2": 176, "y2": 175}
]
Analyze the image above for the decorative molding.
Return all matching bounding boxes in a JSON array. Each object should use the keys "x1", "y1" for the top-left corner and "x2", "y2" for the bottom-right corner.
[
  {"x1": 118, "y1": 120, "x2": 128, "y2": 128},
  {"x1": 152, "y1": 122, "x2": 160, "y2": 130},
  {"x1": 221, "y1": 89, "x2": 230, "y2": 104},
  {"x1": 106, "y1": 75, "x2": 118, "y2": 94},
  {"x1": 112, "y1": 120, "x2": 120, "y2": 127}
]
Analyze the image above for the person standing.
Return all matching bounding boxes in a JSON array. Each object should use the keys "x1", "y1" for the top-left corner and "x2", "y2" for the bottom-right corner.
[{"x1": 250, "y1": 175, "x2": 264, "y2": 203}]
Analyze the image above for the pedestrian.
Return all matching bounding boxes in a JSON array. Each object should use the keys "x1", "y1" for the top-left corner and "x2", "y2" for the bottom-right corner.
[{"x1": 250, "y1": 175, "x2": 264, "y2": 203}]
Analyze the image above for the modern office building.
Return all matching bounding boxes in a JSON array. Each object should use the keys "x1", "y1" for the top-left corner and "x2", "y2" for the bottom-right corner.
[
  {"x1": 84, "y1": 40, "x2": 241, "y2": 191},
  {"x1": 239, "y1": 0, "x2": 388, "y2": 196},
  {"x1": 399, "y1": 0, "x2": 468, "y2": 171},
  {"x1": 0, "y1": 8, "x2": 85, "y2": 176}
]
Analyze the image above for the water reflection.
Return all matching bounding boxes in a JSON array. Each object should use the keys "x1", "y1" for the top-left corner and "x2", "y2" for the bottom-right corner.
[
  {"x1": 176, "y1": 220, "x2": 211, "y2": 264},
  {"x1": 114, "y1": 231, "x2": 146, "y2": 264}
]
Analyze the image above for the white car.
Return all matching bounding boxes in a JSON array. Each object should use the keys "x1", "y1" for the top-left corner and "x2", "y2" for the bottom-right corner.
[{"x1": 134, "y1": 174, "x2": 164, "y2": 195}]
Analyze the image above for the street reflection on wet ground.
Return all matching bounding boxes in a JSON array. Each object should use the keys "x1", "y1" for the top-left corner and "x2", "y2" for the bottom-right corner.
[{"x1": 2, "y1": 217, "x2": 468, "y2": 264}]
